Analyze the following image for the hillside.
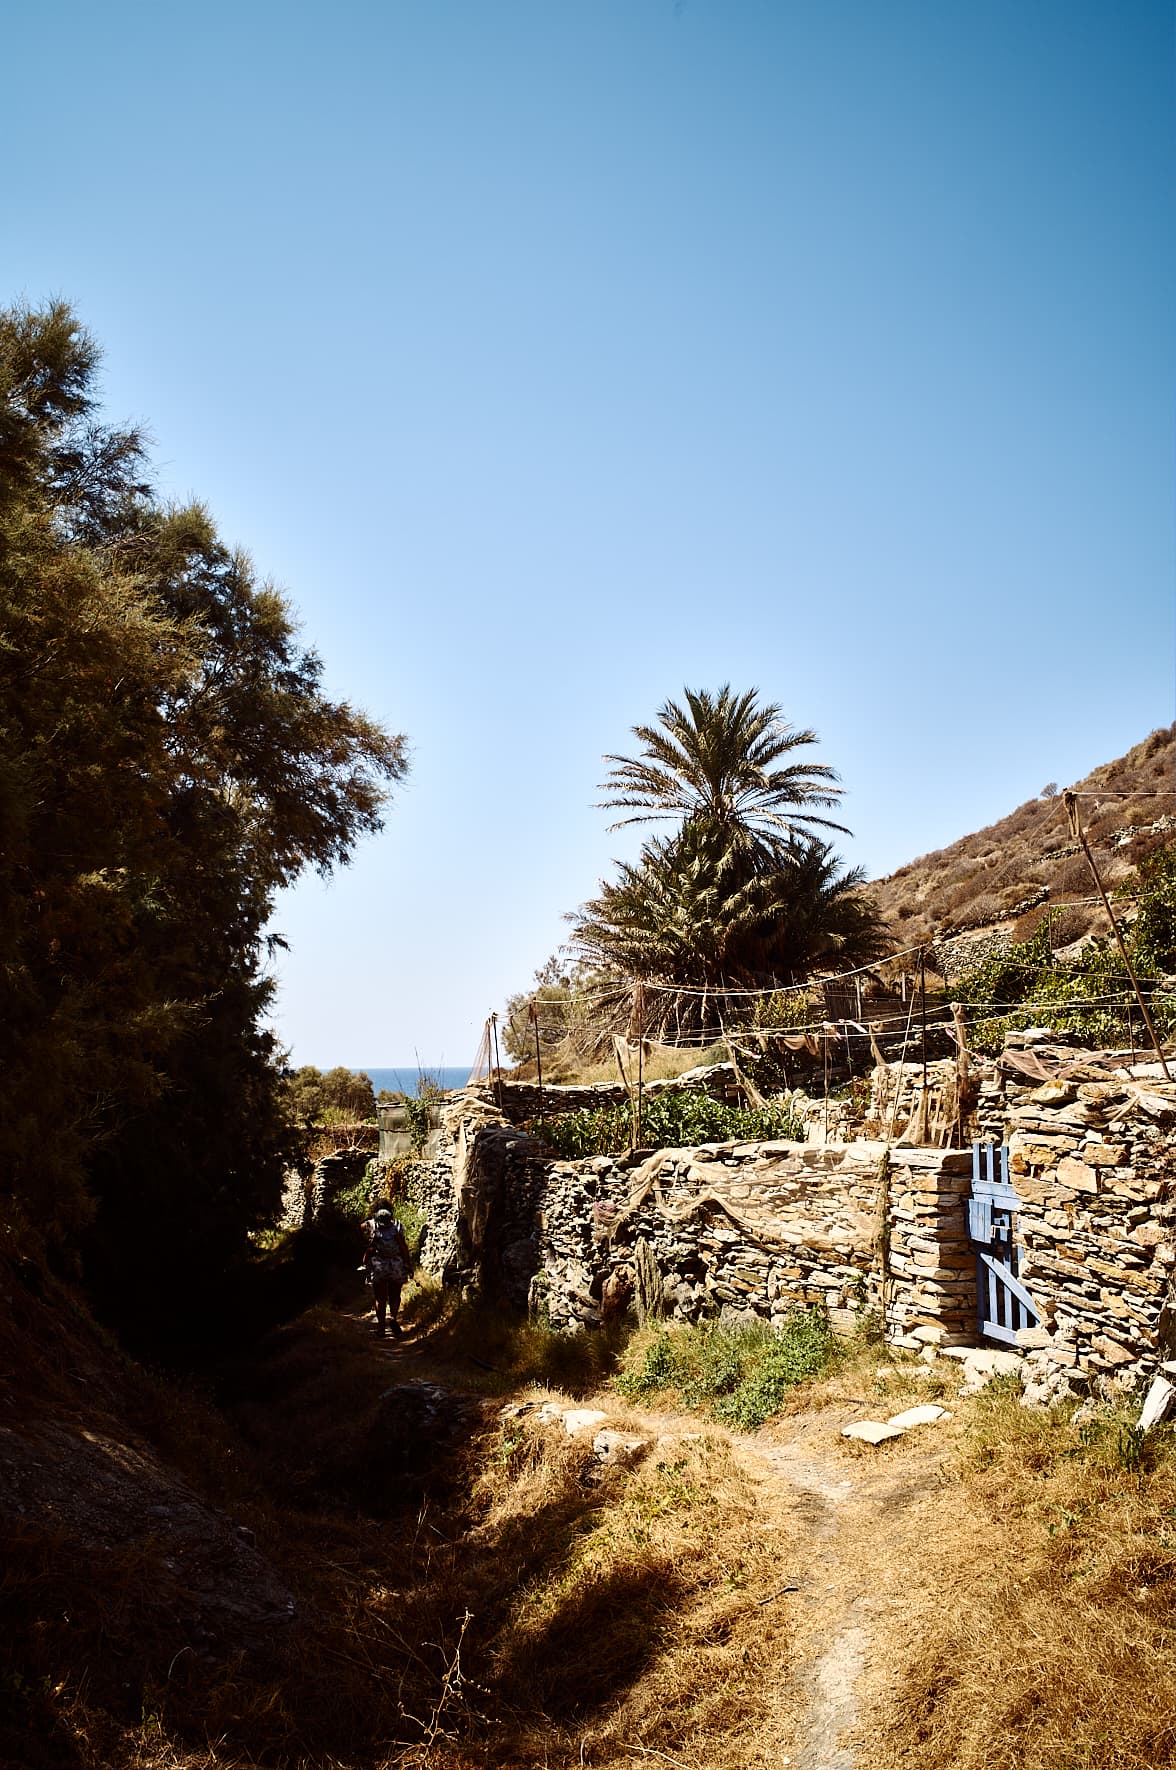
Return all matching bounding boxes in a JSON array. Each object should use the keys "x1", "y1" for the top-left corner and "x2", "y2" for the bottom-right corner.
[{"x1": 864, "y1": 725, "x2": 1175, "y2": 957}]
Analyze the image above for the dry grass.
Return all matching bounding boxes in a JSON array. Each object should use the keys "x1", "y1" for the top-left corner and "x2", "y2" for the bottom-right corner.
[
  {"x1": 547, "y1": 1042, "x2": 729, "y2": 1087},
  {"x1": 867, "y1": 1380, "x2": 1176, "y2": 1770},
  {"x1": 864, "y1": 724, "x2": 1175, "y2": 945},
  {"x1": 2, "y1": 1269, "x2": 807, "y2": 1770},
  {"x1": 13, "y1": 1210, "x2": 1176, "y2": 1770}
]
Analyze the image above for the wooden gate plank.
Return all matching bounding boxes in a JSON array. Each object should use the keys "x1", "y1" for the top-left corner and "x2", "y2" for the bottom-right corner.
[{"x1": 977, "y1": 1250, "x2": 1037, "y2": 1316}]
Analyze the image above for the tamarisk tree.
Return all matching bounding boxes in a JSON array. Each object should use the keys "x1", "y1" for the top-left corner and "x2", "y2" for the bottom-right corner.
[{"x1": 0, "y1": 302, "x2": 406, "y2": 1345}]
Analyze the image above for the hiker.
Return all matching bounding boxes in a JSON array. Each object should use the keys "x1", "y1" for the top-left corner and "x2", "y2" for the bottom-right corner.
[{"x1": 360, "y1": 1206, "x2": 412, "y2": 1339}]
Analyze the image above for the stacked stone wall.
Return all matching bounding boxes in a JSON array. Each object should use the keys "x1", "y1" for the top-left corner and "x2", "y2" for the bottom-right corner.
[
  {"x1": 478, "y1": 1063, "x2": 740, "y2": 1128},
  {"x1": 1000, "y1": 1060, "x2": 1176, "y2": 1377},
  {"x1": 530, "y1": 1139, "x2": 973, "y2": 1346},
  {"x1": 400, "y1": 1048, "x2": 1176, "y2": 1383},
  {"x1": 410, "y1": 1096, "x2": 975, "y2": 1347}
]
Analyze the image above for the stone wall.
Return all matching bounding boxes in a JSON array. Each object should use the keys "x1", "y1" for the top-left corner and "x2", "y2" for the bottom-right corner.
[
  {"x1": 476, "y1": 1062, "x2": 740, "y2": 1128},
  {"x1": 530, "y1": 1138, "x2": 974, "y2": 1347},
  {"x1": 999, "y1": 1053, "x2": 1176, "y2": 1379},
  {"x1": 399, "y1": 1043, "x2": 1176, "y2": 1385},
  {"x1": 408, "y1": 1093, "x2": 975, "y2": 1347}
]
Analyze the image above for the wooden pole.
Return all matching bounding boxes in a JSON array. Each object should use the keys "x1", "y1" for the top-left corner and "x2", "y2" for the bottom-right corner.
[
  {"x1": 529, "y1": 1002, "x2": 544, "y2": 1126},
  {"x1": 637, "y1": 1032, "x2": 644, "y2": 1150},
  {"x1": 1062, "y1": 792, "x2": 1170, "y2": 1079},
  {"x1": 631, "y1": 981, "x2": 648, "y2": 1148},
  {"x1": 489, "y1": 1012, "x2": 504, "y2": 1108}
]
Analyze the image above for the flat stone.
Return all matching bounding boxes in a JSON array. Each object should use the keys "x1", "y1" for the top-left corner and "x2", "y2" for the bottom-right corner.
[
  {"x1": 842, "y1": 1421, "x2": 906, "y2": 1444},
  {"x1": 963, "y1": 1348, "x2": 1024, "y2": 1376},
  {"x1": 1030, "y1": 1082, "x2": 1076, "y2": 1105},
  {"x1": 1056, "y1": 1156, "x2": 1099, "y2": 1194},
  {"x1": 887, "y1": 1405, "x2": 951, "y2": 1430},
  {"x1": 1093, "y1": 1336, "x2": 1135, "y2": 1367},
  {"x1": 1082, "y1": 1143, "x2": 1128, "y2": 1168},
  {"x1": 593, "y1": 1429, "x2": 651, "y2": 1465},
  {"x1": 1137, "y1": 1376, "x2": 1175, "y2": 1432},
  {"x1": 561, "y1": 1408, "x2": 610, "y2": 1437}
]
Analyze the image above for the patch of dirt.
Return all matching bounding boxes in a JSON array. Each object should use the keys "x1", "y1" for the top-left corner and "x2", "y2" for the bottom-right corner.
[
  {"x1": 362, "y1": 1296, "x2": 966, "y2": 1770},
  {"x1": 726, "y1": 1404, "x2": 953, "y2": 1770}
]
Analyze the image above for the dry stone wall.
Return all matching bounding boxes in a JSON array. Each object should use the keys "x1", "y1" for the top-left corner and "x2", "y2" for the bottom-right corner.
[
  {"x1": 409, "y1": 1092, "x2": 975, "y2": 1347},
  {"x1": 399, "y1": 1046, "x2": 1176, "y2": 1384},
  {"x1": 999, "y1": 1054, "x2": 1176, "y2": 1379},
  {"x1": 530, "y1": 1138, "x2": 974, "y2": 1347}
]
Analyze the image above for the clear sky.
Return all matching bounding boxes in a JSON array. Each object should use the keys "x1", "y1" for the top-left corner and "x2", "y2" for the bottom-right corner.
[{"x1": 5, "y1": 0, "x2": 1173, "y2": 1068}]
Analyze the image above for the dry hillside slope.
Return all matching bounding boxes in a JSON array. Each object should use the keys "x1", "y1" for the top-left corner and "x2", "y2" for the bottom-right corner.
[{"x1": 864, "y1": 725, "x2": 1175, "y2": 951}]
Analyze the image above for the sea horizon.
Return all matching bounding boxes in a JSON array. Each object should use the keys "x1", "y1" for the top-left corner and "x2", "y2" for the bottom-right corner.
[{"x1": 356, "y1": 1065, "x2": 473, "y2": 1098}]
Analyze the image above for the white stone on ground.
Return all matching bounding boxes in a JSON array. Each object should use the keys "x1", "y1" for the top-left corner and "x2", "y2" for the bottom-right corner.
[
  {"x1": 593, "y1": 1429, "x2": 651, "y2": 1465},
  {"x1": 559, "y1": 1408, "x2": 610, "y2": 1437},
  {"x1": 842, "y1": 1421, "x2": 905, "y2": 1445},
  {"x1": 886, "y1": 1404, "x2": 951, "y2": 1430}
]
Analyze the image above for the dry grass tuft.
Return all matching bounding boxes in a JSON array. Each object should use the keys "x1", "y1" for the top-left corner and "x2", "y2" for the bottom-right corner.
[{"x1": 868, "y1": 1382, "x2": 1176, "y2": 1770}]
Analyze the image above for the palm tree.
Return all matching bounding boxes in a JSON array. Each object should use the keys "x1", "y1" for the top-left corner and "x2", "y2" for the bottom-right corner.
[
  {"x1": 568, "y1": 826, "x2": 888, "y2": 1047},
  {"x1": 599, "y1": 685, "x2": 847, "y2": 854}
]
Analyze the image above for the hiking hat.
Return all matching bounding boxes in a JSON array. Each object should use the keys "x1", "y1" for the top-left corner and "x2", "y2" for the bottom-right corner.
[{"x1": 373, "y1": 1208, "x2": 394, "y2": 1224}]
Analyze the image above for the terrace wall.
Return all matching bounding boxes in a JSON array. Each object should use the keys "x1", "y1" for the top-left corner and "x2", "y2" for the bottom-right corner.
[{"x1": 398, "y1": 1049, "x2": 1176, "y2": 1383}]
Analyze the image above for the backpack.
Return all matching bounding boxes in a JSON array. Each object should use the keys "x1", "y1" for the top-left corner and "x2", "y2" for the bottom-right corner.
[{"x1": 372, "y1": 1219, "x2": 409, "y2": 1266}]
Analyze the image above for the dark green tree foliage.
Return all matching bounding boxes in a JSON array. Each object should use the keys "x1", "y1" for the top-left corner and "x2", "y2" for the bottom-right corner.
[
  {"x1": 570, "y1": 825, "x2": 887, "y2": 1041},
  {"x1": 283, "y1": 1066, "x2": 377, "y2": 1128},
  {"x1": 0, "y1": 303, "x2": 406, "y2": 1345}
]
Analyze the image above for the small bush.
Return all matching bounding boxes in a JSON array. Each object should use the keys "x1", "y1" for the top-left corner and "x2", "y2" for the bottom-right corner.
[
  {"x1": 532, "y1": 1090, "x2": 805, "y2": 1160},
  {"x1": 615, "y1": 1310, "x2": 836, "y2": 1430}
]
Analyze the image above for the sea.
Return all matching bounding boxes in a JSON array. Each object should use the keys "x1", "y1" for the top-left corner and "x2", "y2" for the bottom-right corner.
[{"x1": 356, "y1": 1066, "x2": 472, "y2": 1099}]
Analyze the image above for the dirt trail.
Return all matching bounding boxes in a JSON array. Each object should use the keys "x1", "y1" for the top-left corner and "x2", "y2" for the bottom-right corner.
[
  {"x1": 360, "y1": 1306, "x2": 952, "y2": 1770},
  {"x1": 740, "y1": 1409, "x2": 950, "y2": 1770}
]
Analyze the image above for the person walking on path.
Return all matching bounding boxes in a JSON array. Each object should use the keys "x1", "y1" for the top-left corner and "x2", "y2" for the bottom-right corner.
[{"x1": 361, "y1": 1206, "x2": 412, "y2": 1339}]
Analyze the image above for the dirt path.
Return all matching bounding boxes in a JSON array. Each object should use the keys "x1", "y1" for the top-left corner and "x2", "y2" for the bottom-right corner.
[
  {"x1": 740, "y1": 1407, "x2": 951, "y2": 1770},
  {"x1": 357, "y1": 1303, "x2": 954, "y2": 1770}
]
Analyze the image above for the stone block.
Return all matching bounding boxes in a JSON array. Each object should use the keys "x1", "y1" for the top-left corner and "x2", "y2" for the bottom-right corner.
[
  {"x1": 887, "y1": 1404, "x2": 952, "y2": 1430},
  {"x1": 843, "y1": 1420, "x2": 906, "y2": 1444},
  {"x1": 1082, "y1": 1143, "x2": 1128, "y2": 1168},
  {"x1": 1093, "y1": 1336, "x2": 1135, "y2": 1367},
  {"x1": 1056, "y1": 1156, "x2": 1099, "y2": 1194},
  {"x1": 1011, "y1": 1144, "x2": 1060, "y2": 1172},
  {"x1": 593, "y1": 1429, "x2": 651, "y2": 1466}
]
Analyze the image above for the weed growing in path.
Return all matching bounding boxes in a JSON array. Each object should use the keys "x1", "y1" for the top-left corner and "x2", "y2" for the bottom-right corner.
[{"x1": 615, "y1": 1309, "x2": 836, "y2": 1430}]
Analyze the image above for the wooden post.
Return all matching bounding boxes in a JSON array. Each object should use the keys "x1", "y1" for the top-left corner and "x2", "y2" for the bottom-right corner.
[
  {"x1": 1062, "y1": 791, "x2": 1170, "y2": 1079},
  {"x1": 529, "y1": 1001, "x2": 544, "y2": 1127},
  {"x1": 628, "y1": 981, "x2": 647, "y2": 1150},
  {"x1": 636, "y1": 1033, "x2": 644, "y2": 1150},
  {"x1": 908, "y1": 950, "x2": 931, "y2": 1144},
  {"x1": 951, "y1": 1001, "x2": 971, "y2": 1148},
  {"x1": 489, "y1": 1012, "x2": 504, "y2": 1109}
]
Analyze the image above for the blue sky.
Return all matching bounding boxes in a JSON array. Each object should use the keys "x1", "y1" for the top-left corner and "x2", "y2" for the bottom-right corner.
[{"x1": 4, "y1": 0, "x2": 1172, "y2": 1066}]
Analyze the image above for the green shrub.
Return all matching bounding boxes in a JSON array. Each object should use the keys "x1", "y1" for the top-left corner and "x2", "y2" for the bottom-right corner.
[
  {"x1": 953, "y1": 881, "x2": 1176, "y2": 1054},
  {"x1": 614, "y1": 1309, "x2": 835, "y2": 1430},
  {"x1": 532, "y1": 1090, "x2": 804, "y2": 1159}
]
